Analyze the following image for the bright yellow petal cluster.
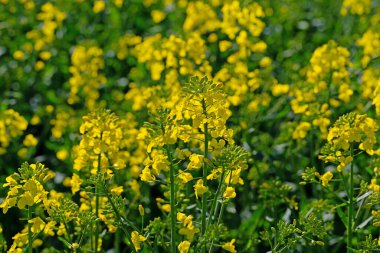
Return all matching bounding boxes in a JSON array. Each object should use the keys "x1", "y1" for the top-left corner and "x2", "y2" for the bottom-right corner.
[
  {"x1": 320, "y1": 113, "x2": 380, "y2": 171},
  {"x1": 341, "y1": 0, "x2": 371, "y2": 16},
  {"x1": 222, "y1": 239, "x2": 237, "y2": 253},
  {"x1": 68, "y1": 46, "x2": 106, "y2": 109},
  {"x1": 26, "y1": 2, "x2": 66, "y2": 51},
  {"x1": 0, "y1": 109, "x2": 28, "y2": 155},
  {"x1": 131, "y1": 231, "x2": 146, "y2": 251},
  {"x1": 1, "y1": 162, "x2": 52, "y2": 213},
  {"x1": 194, "y1": 179, "x2": 208, "y2": 199},
  {"x1": 177, "y1": 212, "x2": 200, "y2": 241},
  {"x1": 178, "y1": 240, "x2": 191, "y2": 253}
]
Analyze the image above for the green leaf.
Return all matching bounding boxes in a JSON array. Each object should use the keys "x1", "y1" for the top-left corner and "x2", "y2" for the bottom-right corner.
[{"x1": 336, "y1": 206, "x2": 348, "y2": 229}]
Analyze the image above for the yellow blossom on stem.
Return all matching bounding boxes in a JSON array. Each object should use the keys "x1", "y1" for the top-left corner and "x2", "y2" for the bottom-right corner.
[
  {"x1": 178, "y1": 240, "x2": 191, "y2": 253},
  {"x1": 131, "y1": 231, "x2": 146, "y2": 251},
  {"x1": 222, "y1": 239, "x2": 237, "y2": 253},
  {"x1": 223, "y1": 186, "x2": 236, "y2": 199},
  {"x1": 194, "y1": 179, "x2": 208, "y2": 199},
  {"x1": 320, "y1": 171, "x2": 333, "y2": 187},
  {"x1": 187, "y1": 154, "x2": 204, "y2": 170},
  {"x1": 178, "y1": 170, "x2": 193, "y2": 184},
  {"x1": 1, "y1": 162, "x2": 52, "y2": 213},
  {"x1": 140, "y1": 167, "x2": 156, "y2": 182},
  {"x1": 177, "y1": 212, "x2": 200, "y2": 241},
  {"x1": 29, "y1": 217, "x2": 45, "y2": 234},
  {"x1": 23, "y1": 134, "x2": 38, "y2": 147},
  {"x1": 70, "y1": 174, "x2": 82, "y2": 194}
]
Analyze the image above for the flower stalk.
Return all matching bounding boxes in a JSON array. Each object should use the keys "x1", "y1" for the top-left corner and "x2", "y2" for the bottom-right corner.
[
  {"x1": 201, "y1": 98, "x2": 209, "y2": 253},
  {"x1": 166, "y1": 144, "x2": 177, "y2": 253},
  {"x1": 27, "y1": 206, "x2": 33, "y2": 253},
  {"x1": 94, "y1": 152, "x2": 101, "y2": 253},
  {"x1": 347, "y1": 147, "x2": 354, "y2": 253}
]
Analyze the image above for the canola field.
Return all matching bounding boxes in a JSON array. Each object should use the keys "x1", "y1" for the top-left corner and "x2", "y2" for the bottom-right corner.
[{"x1": 1, "y1": 0, "x2": 380, "y2": 252}]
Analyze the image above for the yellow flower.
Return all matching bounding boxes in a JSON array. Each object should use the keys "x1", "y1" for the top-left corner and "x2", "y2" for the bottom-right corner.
[
  {"x1": 225, "y1": 169, "x2": 244, "y2": 185},
  {"x1": 292, "y1": 122, "x2": 311, "y2": 140},
  {"x1": 131, "y1": 231, "x2": 146, "y2": 251},
  {"x1": 110, "y1": 186, "x2": 123, "y2": 195},
  {"x1": 320, "y1": 171, "x2": 333, "y2": 187},
  {"x1": 178, "y1": 213, "x2": 200, "y2": 241},
  {"x1": 45, "y1": 105, "x2": 54, "y2": 113},
  {"x1": 39, "y1": 51, "x2": 52, "y2": 61},
  {"x1": 219, "y1": 40, "x2": 232, "y2": 52},
  {"x1": 23, "y1": 134, "x2": 38, "y2": 147},
  {"x1": 223, "y1": 187, "x2": 236, "y2": 199},
  {"x1": 43, "y1": 221, "x2": 56, "y2": 236},
  {"x1": 187, "y1": 154, "x2": 204, "y2": 170},
  {"x1": 259, "y1": 57, "x2": 272, "y2": 68},
  {"x1": 178, "y1": 170, "x2": 193, "y2": 184},
  {"x1": 93, "y1": 0, "x2": 106, "y2": 13},
  {"x1": 29, "y1": 217, "x2": 45, "y2": 233},
  {"x1": 140, "y1": 167, "x2": 156, "y2": 182},
  {"x1": 272, "y1": 84, "x2": 290, "y2": 97},
  {"x1": 74, "y1": 109, "x2": 123, "y2": 174},
  {"x1": 0, "y1": 109, "x2": 28, "y2": 154},
  {"x1": 72, "y1": 243, "x2": 80, "y2": 252},
  {"x1": 71, "y1": 174, "x2": 82, "y2": 194},
  {"x1": 341, "y1": 0, "x2": 371, "y2": 16},
  {"x1": 151, "y1": 10, "x2": 166, "y2": 23},
  {"x1": 369, "y1": 178, "x2": 380, "y2": 191},
  {"x1": 194, "y1": 179, "x2": 208, "y2": 199},
  {"x1": 222, "y1": 239, "x2": 237, "y2": 253},
  {"x1": 113, "y1": 0, "x2": 123, "y2": 7},
  {"x1": 320, "y1": 113, "x2": 379, "y2": 171},
  {"x1": 30, "y1": 115, "x2": 40, "y2": 125},
  {"x1": 56, "y1": 149, "x2": 69, "y2": 160},
  {"x1": 178, "y1": 240, "x2": 191, "y2": 253},
  {"x1": 207, "y1": 168, "x2": 222, "y2": 180},
  {"x1": 161, "y1": 204, "x2": 171, "y2": 213},
  {"x1": 17, "y1": 148, "x2": 28, "y2": 158},
  {"x1": 57, "y1": 222, "x2": 67, "y2": 236},
  {"x1": 177, "y1": 212, "x2": 186, "y2": 222},
  {"x1": 68, "y1": 46, "x2": 106, "y2": 108},
  {"x1": 35, "y1": 61, "x2": 45, "y2": 71},
  {"x1": 13, "y1": 50, "x2": 24, "y2": 60}
]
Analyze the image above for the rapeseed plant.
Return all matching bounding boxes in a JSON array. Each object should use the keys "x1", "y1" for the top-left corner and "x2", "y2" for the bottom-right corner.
[{"x1": 1, "y1": 0, "x2": 380, "y2": 252}]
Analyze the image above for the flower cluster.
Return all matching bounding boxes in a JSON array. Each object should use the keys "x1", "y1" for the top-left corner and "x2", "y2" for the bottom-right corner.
[
  {"x1": 0, "y1": 109, "x2": 28, "y2": 155},
  {"x1": 1, "y1": 162, "x2": 53, "y2": 214},
  {"x1": 341, "y1": 0, "x2": 372, "y2": 16},
  {"x1": 291, "y1": 41, "x2": 352, "y2": 139},
  {"x1": 320, "y1": 112, "x2": 379, "y2": 171},
  {"x1": 73, "y1": 109, "x2": 125, "y2": 175},
  {"x1": 26, "y1": 2, "x2": 66, "y2": 52},
  {"x1": 3, "y1": 0, "x2": 380, "y2": 252},
  {"x1": 68, "y1": 46, "x2": 106, "y2": 109},
  {"x1": 357, "y1": 30, "x2": 380, "y2": 67}
]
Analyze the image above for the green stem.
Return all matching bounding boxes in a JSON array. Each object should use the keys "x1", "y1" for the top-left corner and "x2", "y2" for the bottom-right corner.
[
  {"x1": 347, "y1": 150, "x2": 354, "y2": 253},
  {"x1": 166, "y1": 145, "x2": 177, "y2": 253},
  {"x1": 27, "y1": 206, "x2": 33, "y2": 253},
  {"x1": 95, "y1": 152, "x2": 101, "y2": 253},
  {"x1": 201, "y1": 99, "x2": 209, "y2": 251},
  {"x1": 209, "y1": 176, "x2": 232, "y2": 253},
  {"x1": 103, "y1": 185, "x2": 138, "y2": 253},
  {"x1": 115, "y1": 229, "x2": 120, "y2": 253},
  {"x1": 63, "y1": 220, "x2": 73, "y2": 243},
  {"x1": 206, "y1": 171, "x2": 225, "y2": 229}
]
